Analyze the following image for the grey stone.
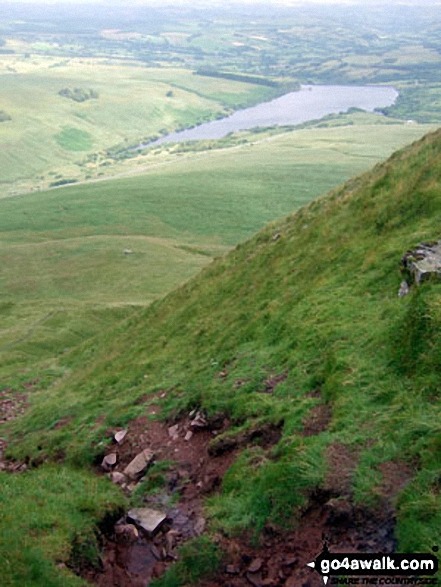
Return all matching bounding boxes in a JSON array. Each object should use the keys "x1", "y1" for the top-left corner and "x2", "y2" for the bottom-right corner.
[
  {"x1": 114, "y1": 429, "x2": 128, "y2": 445},
  {"x1": 123, "y1": 249, "x2": 132, "y2": 255},
  {"x1": 184, "y1": 431, "x2": 193, "y2": 442},
  {"x1": 127, "y1": 507, "x2": 167, "y2": 537},
  {"x1": 190, "y1": 411, "x2": 208, "y2": 429},
  {"x1": 123, "y1": 449, "x2": 154, "y2": 479},
  {"x1": 402, "y1": 241, "x2": 441, "y2": 285},
  {"x1": 168, "y1": 424, "x2": 179, "y2": 440}
]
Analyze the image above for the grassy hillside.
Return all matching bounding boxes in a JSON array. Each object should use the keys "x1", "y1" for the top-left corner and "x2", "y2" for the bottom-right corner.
[
  {"x1": 2, "y1": 128, "x2": 441, "y2": 585},
  {"x1": 0, "y1": 117, "x2": 434, "y2": 382}
]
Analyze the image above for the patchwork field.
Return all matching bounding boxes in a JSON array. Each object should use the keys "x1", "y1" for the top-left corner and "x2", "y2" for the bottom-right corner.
[{"x1": 0, "y1": 56, "x2": 278, "y2": 193}]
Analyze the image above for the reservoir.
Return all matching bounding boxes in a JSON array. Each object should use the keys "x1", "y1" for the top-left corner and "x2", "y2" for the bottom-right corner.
[{"x1": 150, "y1": 84, "x2": 398, "y2": 145}]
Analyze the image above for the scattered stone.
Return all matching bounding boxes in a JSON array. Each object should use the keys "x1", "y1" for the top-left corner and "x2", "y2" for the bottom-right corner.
[
  {"x1": 190, "y1": 411, "x2": 208, "y2": 429},
  {"x1": 226, "y1": 565, "x2": 240, "y2": 575},
  {"x1": 402, "y1": 241, "x2": 441, "y2": 285},
  {"x1": 165, "y1": 530, "x2": 180, "y2": 551},
  {"x1": 246, "y1": 571, "x2": 263, "y2": 587},
  {"x1": 109, "y1": 471, "x2": 126, "y2": 485},
  {"x1": 114, "y1": 429, "x2": 128, "y2": 445},
  {"x1": 123, "y1": 249, "x2": 132, "y2": 255},
  {"x1": 283, "y1": 555, "x2": 298, "y2": 567},
  {"x1": 151, "y1": 544, "x2": 162, "y2": 560},
  {"x1": 272, "y1": 233, "x2": 281, "y2": 241},
  {"x1": 123, "y1": 448, "x2": 154, "y2": 479},
  {"x1": 127, "y1": 507, "x2": 167, "y2": 537},
  {"x1": 184, "y1": 431, "x2": 193, "y2": 442},
  {"x1": 398, "y1": 280, "x2": 410, "y2": 298},
  {"x1": 101, "y1": 452, "x2": 117, "y2": 470},
  {"x1": 115, "y1": 523, "x2": 139, "y2": 542},
  {"x1": 248, "y1": 558, "x2": 263, "y2": 573},
  {"x1": 168, "y1": 424, "x2": 179, "y2": 440}
]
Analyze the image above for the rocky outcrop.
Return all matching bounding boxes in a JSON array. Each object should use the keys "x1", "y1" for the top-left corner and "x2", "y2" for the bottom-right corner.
[{"x1": 402, "y1": 241, "x2": 441, "y2": 285}]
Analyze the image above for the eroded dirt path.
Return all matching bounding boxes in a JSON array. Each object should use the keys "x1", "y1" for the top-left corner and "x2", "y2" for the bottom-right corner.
[
  {"x1": 0, "y1": 385, "x2": 29, "y2": 472},
  {"x1": 85, "y1": 404, "x2": 241, "y2": 586},
  {"x1": 84, "y1": 388, "x2": 413, "y2": 587}
]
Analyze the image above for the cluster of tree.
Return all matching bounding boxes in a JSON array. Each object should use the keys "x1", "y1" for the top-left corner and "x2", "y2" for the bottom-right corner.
[
  {"x1": 58, "y1": 87, "x2": 99, "y2": 103},
  {"x1": 195, "y1": 67, "x2": 280, "y2": 88},
  {"x1": 0, "y1": 110, "x2": 11, "y2": 122}
]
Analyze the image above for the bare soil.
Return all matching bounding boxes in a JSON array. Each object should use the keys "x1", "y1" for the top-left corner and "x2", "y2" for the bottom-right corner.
[{"x1": 83, "y1": 389, "x2": 413, "y2": 587}]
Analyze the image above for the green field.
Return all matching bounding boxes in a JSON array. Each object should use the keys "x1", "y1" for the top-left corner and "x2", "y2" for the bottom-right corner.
[
  {"x1": 0, "y1": 57, "x2": 279, "y2": 193},
  {"x1": 2, "y1": 126, "x2": 441, "y2": 587},
  {"x1": 0, "y1": 116, "x2": 436, "y2": 382}
]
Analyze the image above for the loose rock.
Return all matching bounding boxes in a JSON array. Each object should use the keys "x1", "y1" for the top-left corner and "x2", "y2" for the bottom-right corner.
[
  {"x1": 168, "y1": 424, "x2": 179, "y2": 440},
  {"x1": 190, "y1": 411, "x2": 208, "y2": 429},
  {"x1": 127, "y1": 507, "x2": 167, "y2": 537},
  {"x1": 101, "y1": 453, "x2": 117, "y2": 470},
  {"x1": 123, "y1": 448, "x2": 154, "y2": 479},
  {"x1": 114, "y1": 429, "x2": 128, "y2": 445},
  {"x1": 248, "y1": 558, "x2": 263, "y2": 573},
  {"x1": 109, "y1": 471, "x2": 126, "y2": 485}
]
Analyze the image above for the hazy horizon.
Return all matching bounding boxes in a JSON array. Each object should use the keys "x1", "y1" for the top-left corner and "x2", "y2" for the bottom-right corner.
[{"x1": 1, "y1": 0, "x2": 441, "y2": 6}]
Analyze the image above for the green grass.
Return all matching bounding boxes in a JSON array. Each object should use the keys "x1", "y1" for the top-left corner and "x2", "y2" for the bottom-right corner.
[
  {"x1": 0, "y1": 465, "x2": 125, "y2": 587},
  {"x1": 5, "y1": 127, "x2": 441, "y2": 568},
  {"x1": 0, "y1": 117, "x2": 433, "y2": 380},
  {"x1": 55, "y1": 127, "x2": 93, "y2": 151},
  {"x1": 1, "y1": 121, "x2": 441, "y2": 587}
]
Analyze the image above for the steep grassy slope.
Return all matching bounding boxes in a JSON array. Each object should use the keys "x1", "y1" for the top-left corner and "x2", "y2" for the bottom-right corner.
[{"x1": 4, "y1": 127, "x2": 441, "y2": 566}]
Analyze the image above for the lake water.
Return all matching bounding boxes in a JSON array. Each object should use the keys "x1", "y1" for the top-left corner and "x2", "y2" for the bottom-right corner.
[{"x1": 149, "y1": 84, "x2": 398, "y2": 146}]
